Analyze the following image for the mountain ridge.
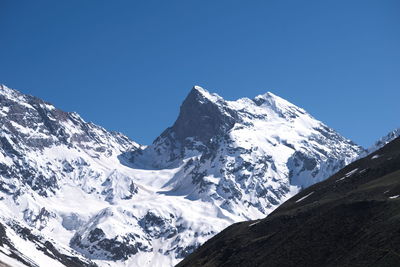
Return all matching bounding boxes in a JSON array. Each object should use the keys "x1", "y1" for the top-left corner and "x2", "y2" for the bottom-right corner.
[{"x1": 0, "y1": 84, "x2": 376, "y2": 266}]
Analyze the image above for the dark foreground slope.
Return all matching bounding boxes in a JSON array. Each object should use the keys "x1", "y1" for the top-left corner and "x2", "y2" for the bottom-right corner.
[{"x1": 178, "y1": 137, "x2": 400, "y2": 267}]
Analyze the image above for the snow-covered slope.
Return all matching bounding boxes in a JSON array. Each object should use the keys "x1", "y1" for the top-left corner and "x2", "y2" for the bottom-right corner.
[
  {"x1": 0, "y1": 215, "x2": 94, "y2": 267},
  {"x1": 0, "y1": 84, "x2": 364, "y2": 266}
]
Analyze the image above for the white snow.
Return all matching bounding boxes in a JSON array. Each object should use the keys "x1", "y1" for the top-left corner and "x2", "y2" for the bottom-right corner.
[
  {"x1": 0, "y1": 106, "x2": 10, "y2": 116},
  {"x1": 295, "y1": 192, "x2": 314, "y2": 203},
  {"x1": 345, "y1": 168, "x2": 359, "y2": 177},
  {"x1": 0, "y1": 218, "x2": 70, "y2": 267},
  {"x1": 249, "y1": 221, "x2": 261, "y2": 227},
  {"x1": 192, "y1": 85, "x2": 223, "y2": 103},
  {"x1": 0, "y1": 84, "x2": 364, "y2": 267},
  {"x1": 336, "y1": 168, "x2": 360, "y2": 182},
  {"x1": 336, "y1": 177, "x2": 346, "y2": 182},
  {"x1": 0, "y1": 252, "x2": 28, "y2": 267}
]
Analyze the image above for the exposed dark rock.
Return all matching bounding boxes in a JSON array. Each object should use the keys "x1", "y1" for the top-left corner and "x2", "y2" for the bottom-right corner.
[
  {"x1": 71, "y1": 229, "x2": 152, "y2": 261},
  {"x1": 139, "y1": 211, "x2": 178, "y2": 239},
  {"x1": 169, "y1": 87, "x2": 238, "y2": 143}
]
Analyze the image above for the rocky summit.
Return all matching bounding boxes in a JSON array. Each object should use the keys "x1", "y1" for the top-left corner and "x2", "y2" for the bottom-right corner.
[{"x1": 0, "y1": 84, "x2": 365, "y2": 266}]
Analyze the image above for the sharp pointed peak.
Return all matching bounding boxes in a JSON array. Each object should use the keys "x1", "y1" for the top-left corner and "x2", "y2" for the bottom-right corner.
[
  {"x1": 192, "y1": 85, "x2": 206, "y2": 92},
  {"x1": 188, "y1": 85, "x2": 223, "y2": 103}
]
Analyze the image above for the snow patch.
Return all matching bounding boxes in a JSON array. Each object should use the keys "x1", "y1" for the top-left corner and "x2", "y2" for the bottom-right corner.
[
  {"x1": 249, "y1": 221, "x2": 260, "y2": 227},
  {"x1": 295, "y1": 192, "x2": 314, "y2": 203}
]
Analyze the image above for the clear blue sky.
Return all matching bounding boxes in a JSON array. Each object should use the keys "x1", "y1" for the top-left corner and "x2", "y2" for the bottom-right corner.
[{"x1": 0, "y1": 0, "x2": 399, "y2": 147}]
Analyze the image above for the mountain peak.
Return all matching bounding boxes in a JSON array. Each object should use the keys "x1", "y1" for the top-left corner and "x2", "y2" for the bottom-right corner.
[
  {"x1": 252, "y1": 91, "x2": 307, "y2": 118},
  {"x1": 189, "y1": 85, "x2": 223, "y2": 103},
  {"x1": 0, "y1": 84, "x2": 20, "y2": 99},
  {"x1": 367, "y1": 128, "x2": 400, "y2": 154},
  {"x1": 192, "y1": 85, "x2": 206, "y2": 92},
  {"x1": 254, "y1": 91, "x2": 291, "y2": 106},
  {"x1": 168, "y1": 86, "x2": 236, "y2": 143},
  {"x1": 0, "y1": 84, "x2": 11, "y2": 92}
]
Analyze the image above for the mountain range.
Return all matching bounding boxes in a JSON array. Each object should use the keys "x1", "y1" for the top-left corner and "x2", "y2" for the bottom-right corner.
[{"x1": 0, "y1": 84, "x2": 397, "y2": 266}]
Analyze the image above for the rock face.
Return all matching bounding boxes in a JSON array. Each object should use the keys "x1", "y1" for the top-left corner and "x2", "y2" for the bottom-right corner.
[
  {"x1": 0, "y1": 84, "x2": 365, "y2": 266},
  {"x1": 171, "y1": 86, "x2": 238, "y2": 143},
  {"x1": 178, "y1": 136, "x2": 400, "y2": 267}
]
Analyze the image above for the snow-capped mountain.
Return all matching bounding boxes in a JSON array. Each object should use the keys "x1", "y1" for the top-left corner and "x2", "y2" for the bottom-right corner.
[
  {"x1": 0, "y1": 84, "x2": 364, "y2": 266},
  {"x1": 366, "y1": 128, "x2": 400, "y2": 154},
  {"x1": 126, "y1": 86, "x2": 363, "y2": 215}
]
